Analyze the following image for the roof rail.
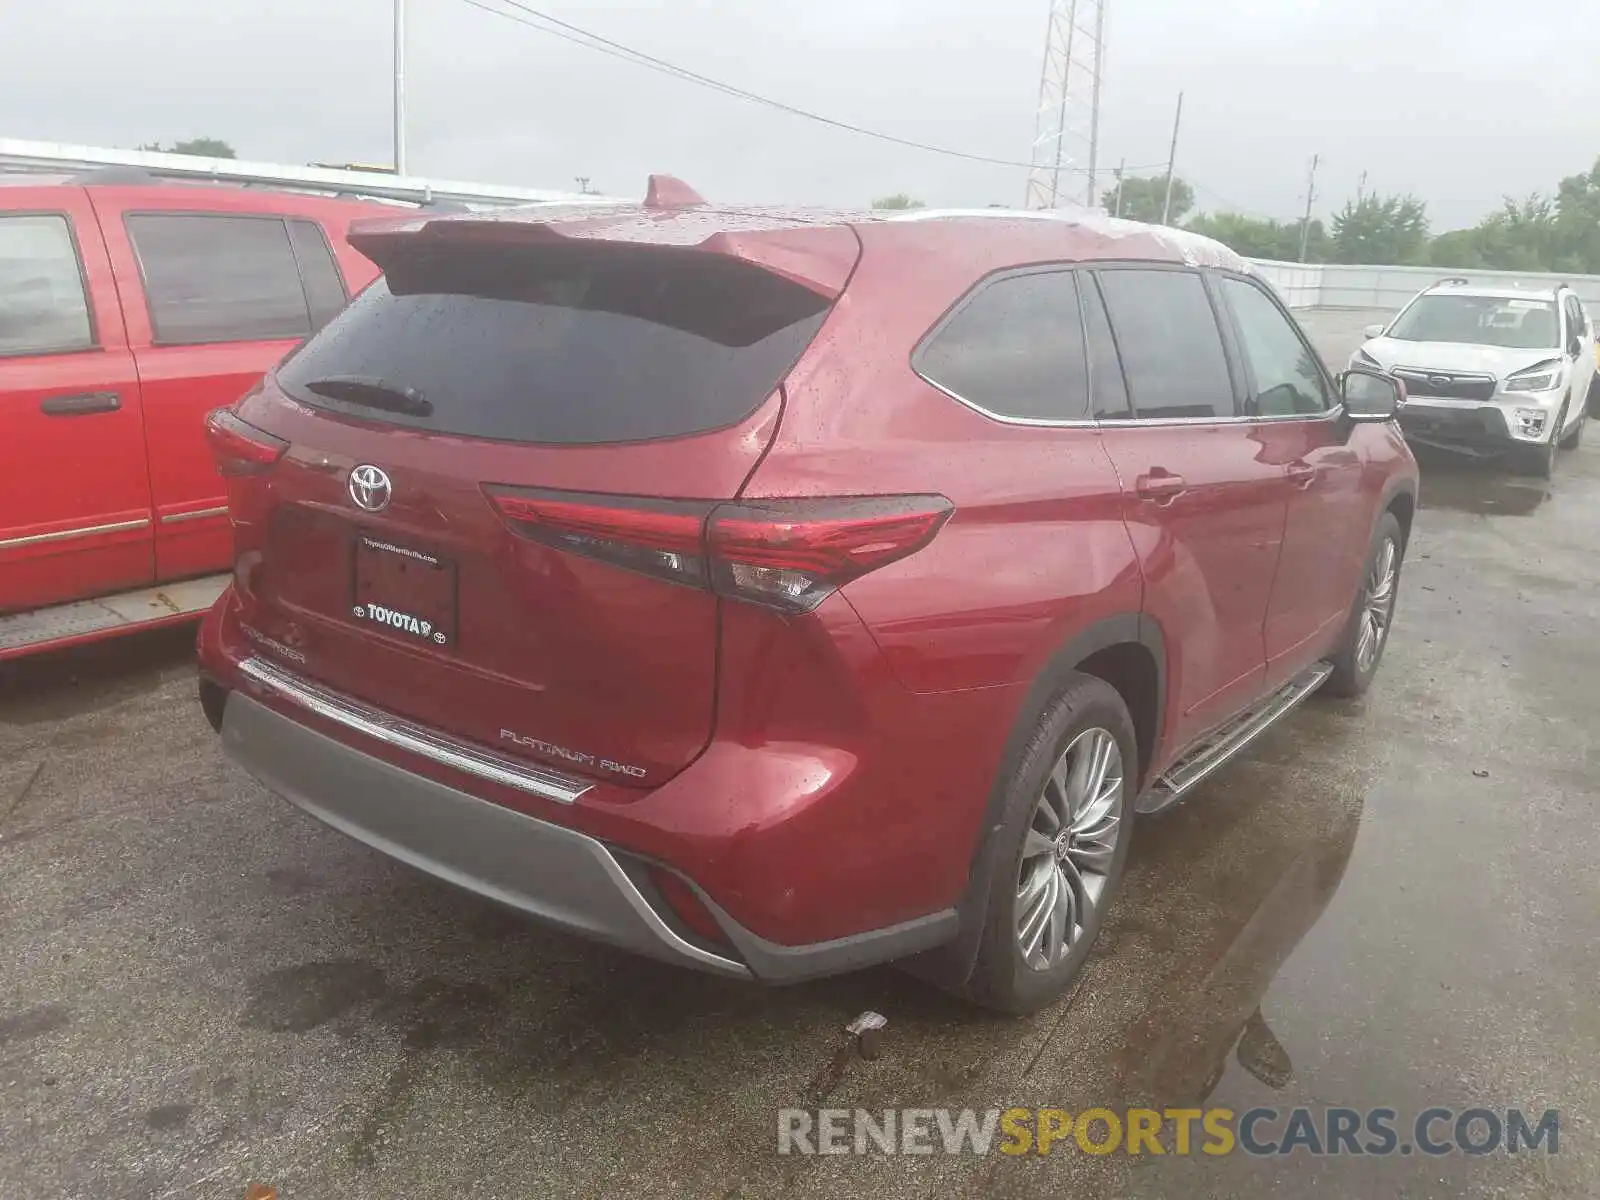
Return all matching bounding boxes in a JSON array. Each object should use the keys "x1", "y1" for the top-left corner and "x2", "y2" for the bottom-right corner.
[
  {"x1": 0, "y1": 137, "x2": 620, "y2": 210},
  {"x1": 70, "y1": 166, "x2": 158, "y2": 186}
]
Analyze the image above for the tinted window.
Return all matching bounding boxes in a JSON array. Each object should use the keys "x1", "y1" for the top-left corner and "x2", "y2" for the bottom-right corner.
[
  {"x1": 127, "y1": 214, "x2": 310, "y2": 344},
  {"x1": 917, "y1": 271, "x2": 1088, "y2": 421},
  {"x1": 1080, "y1": 273, "x2": 1130, "y2": 419},
  {"x1": 288, "y1": 219, "x2": 348, "y2": 330},
  {"x1": 1097, "y1": 269, "x2": 1235, "y2": 420},
  {"x1": 1222, "y1": 277, "x2": 1331, "y2": 416},
  {"x1": 0, "y1": 214, "x2": 93, "y2": 356},
  {"x1": 277, "y1": 245, "x2": 831, "y2": 445}
]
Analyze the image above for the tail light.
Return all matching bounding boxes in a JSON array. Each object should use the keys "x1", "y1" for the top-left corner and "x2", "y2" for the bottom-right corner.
[
  {"x1": 205, "y1": 408, "x2": 287, "y2": 476},
  {"x1": 487, "y1": 488, "x2": 952, "y2": 614}
]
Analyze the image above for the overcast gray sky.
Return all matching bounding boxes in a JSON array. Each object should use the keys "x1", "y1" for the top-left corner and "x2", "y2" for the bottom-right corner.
[{"x1": 3, "y1": 0, "x2": 1594, "y2": 229}]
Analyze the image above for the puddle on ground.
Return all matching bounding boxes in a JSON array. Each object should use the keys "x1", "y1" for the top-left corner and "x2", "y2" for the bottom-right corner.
[{"x1": 1414, "y1": 453, "x2": 1550, "y2": 517}]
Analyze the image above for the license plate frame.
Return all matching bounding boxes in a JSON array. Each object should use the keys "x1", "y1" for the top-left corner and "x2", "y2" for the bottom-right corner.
[{"x1": 349, "y1": 532, "x2": 458, "y2": 648}]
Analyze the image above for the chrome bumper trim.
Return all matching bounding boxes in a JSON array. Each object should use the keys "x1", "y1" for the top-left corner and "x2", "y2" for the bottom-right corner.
[{"x1": 238, "y1": 655, "x2": 591, "y2": 805}]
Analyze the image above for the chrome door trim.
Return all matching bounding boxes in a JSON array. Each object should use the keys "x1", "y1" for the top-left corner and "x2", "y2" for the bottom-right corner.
[
  {"x1": 0, "y1": 517, "x2": 151, "y2": 549},
  {"x1": 159, "y1": 505, "x2": 230, "y2": 524}
]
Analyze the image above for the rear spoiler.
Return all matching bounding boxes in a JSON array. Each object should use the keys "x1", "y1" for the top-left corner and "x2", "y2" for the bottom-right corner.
[{"x1": 347, "y1": 174, "x2": 861, "y2": 300}]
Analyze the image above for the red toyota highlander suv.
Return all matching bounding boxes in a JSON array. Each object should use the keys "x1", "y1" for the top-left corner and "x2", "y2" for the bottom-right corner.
[{"x1": 196, "y1": 182, "x2": 1417, "y2": 1013}]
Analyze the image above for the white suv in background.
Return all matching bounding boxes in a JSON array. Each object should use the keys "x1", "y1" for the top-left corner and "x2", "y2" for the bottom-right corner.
[{"x1": 1352, "y1": 279, "x2": 1597, "y2": 477}]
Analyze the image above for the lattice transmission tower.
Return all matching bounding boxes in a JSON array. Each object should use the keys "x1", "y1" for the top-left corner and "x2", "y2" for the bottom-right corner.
[{"x1": 1024, "y1": 0, "x2": 1108, "y2": 210}]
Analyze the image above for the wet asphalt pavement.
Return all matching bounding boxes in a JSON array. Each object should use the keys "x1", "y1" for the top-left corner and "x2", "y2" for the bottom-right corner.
[{"x1": 3, "y1": 308, "x2": 1598, "y2": 1199}]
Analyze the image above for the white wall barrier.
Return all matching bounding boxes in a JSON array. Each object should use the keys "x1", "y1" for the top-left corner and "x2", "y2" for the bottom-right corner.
[{"x1": 1247, "y1": 259, "x2": 1600, "y2": 311}]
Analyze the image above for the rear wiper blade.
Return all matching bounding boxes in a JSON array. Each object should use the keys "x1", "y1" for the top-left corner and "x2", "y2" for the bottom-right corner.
[{"x1": 299, "y1": 375, "x2": 433, "y2": 417}]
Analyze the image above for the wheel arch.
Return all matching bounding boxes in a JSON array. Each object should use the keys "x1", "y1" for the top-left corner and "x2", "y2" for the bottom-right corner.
[
  {"x1": 905, "y1": 613, "x2": 1167, "y2": 990},
  {"x1": 1382, "y1": 480, "x2": 1418, "y2": 550}
]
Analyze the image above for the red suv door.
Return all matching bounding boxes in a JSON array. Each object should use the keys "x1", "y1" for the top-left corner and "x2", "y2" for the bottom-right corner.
[
  {"x1": 0, "y1": 187, "x2": 151, "y2": 614},
  {"x1": 1086, "y1": 265, "x2": 1287, "y2": 755},
  {"x1": 1214, "y1": 273, "x2": 1366, "y2": 689},
  {"x1": 92, "y1": 189, "x2": 360, "y2": 583}
]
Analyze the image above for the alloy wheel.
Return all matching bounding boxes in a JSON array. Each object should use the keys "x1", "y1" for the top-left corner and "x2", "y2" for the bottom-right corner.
[
  {"x1": 1015, "y1": 727, "x2": 1125, "y2": 972},
  {"x1": 1355, "y1": 536, "x2": 1398, "y2": 674}
]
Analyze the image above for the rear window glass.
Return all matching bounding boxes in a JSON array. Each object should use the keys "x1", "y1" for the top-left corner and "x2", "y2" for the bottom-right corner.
[
  {"x1": 915, "y1": 270, "x2": 1089, "y2": 422},
  {"x1": 127, "y1": 213, "x2": 311, "y2": 344},
  {"x1": 276, "y1": 246, "x2": 832, "y2": 444},
  {"x1": 287, "y1": 219, "x2": 348, "y2": 330}
]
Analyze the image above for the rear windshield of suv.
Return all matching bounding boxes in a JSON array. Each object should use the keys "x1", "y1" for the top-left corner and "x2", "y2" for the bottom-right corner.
[
  {"x1": 276, "y1": 244, "x2": 832, "y2": 444},
  {"x1": 1386, "y1": 295, "x2": 1558, "y2": 349}
]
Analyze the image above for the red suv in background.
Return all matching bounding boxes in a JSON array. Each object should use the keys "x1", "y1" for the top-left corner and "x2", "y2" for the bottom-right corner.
[
  {"x1": 196, "y1": 185, "x2": 1417, "y2": 1013},
  {"x1": 0, "y1": 174, "x2": 387, "y2": 658}
]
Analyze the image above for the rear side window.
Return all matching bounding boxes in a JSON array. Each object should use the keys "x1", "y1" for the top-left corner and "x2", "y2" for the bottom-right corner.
[
  {"x1": 1221, "y1": 277, "x2": 1331, "y2": 416},
  {"x1": 127, "y1": 213, "x2": 313, "y2": 344},
  {"x1": 288, "y1": 220, "x2": 348, "y2": 330},
  {"x1": 276, "y1": 245, "x2": 831, "y2": 445},
  {"x1": 916, "y1": 270, "x2": 1089, "y2": 421},
  {"x1": 0, "y1": 214, "x2": 94, "y2": 356},
  {"x1": 1097, "y1": 268, "x2": 1236, "y2": 420}
]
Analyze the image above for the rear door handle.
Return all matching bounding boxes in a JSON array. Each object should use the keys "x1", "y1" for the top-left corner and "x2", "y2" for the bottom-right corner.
[
  {"x1": 40, "y1": 391, "x2": 121, "y2": 417},
  {"x1": 1287, "y1": 460, "x2": 1318, "y2": 489},
  {"x1": 1135, "y1": 470, "x2": 1188, "y2": 505}
]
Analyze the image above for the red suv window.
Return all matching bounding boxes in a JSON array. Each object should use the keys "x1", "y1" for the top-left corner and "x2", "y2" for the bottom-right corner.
[{"x1": 275, "y1": 243, "x2": 831, "y2": 445}]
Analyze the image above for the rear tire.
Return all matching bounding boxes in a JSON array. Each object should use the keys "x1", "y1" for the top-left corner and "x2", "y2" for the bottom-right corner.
[
  {"x1": 1324, "y1": 512, "x2": 1404, "y2": 698},
  {"x1": 964, "y1": 673, "x2": 1137, "y2": 1015}
]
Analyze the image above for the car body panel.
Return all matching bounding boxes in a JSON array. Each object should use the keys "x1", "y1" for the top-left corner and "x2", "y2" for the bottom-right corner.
[{"x1": 0, "y1": 186, "x2": 151, "y2": 613}]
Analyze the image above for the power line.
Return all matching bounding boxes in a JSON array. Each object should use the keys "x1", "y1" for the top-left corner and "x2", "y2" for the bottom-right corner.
[{"x1": 458, "y1": 0, "x2": 1162, "y2": 177}]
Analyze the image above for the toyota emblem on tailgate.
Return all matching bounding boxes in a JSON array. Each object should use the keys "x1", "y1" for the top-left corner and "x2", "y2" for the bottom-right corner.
[{"x1": 348, "y1": 464, "x2": 393, "y2": 513}]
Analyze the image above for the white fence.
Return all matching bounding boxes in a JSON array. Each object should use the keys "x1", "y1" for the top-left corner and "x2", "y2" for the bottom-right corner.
[{"x1": 1248, "y1": 259, "x2": 1600, "y2": 312}]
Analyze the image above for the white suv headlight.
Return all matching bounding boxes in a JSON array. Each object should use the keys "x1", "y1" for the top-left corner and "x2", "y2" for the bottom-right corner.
[{"x1": 1504, "y1": 366, "x2": 1563, "y2": 393}]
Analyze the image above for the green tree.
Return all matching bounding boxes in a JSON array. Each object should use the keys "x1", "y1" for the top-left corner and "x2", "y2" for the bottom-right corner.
[
  {"x1": 138, "y1": 137, "x2": 237, "y2": 158},
  {"x1": 1185, "y1": 211, "x2": 1326, "y2": 262},
  {"x1": 1428, "y1": 195, "x2": 1558, "y2": 271},
  {"x1": 871, "y1": 193, "x2": 924, "y2": 210},
  {"x1": 1102, "y1": 175, "x2": 1193, "y2": 224},
  {"x1": 1329, "y1": 194, "x2": 1430, "y2": 265},
  {"x1": 1552, "y1": 157, "x2": 1600, "y2": 274}
]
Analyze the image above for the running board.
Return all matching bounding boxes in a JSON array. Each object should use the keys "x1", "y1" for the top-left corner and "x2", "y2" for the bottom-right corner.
[
  {"x1": 1137, "y1": 663, "x2": 1334, "y2": 816},
  {"x1": 0, "y1": 574, "x2": 229, "y2": 660}
]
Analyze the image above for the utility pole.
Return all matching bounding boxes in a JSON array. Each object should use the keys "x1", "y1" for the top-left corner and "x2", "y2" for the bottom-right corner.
[
  {"x1": 575, "y1": 177, "x2": 593, "y2": 195},
  {"x1": 1113, "y1": 157, "x2": 1126, "y2": 217},
  {"x1": 1160, "y1": 91, "x2": 1184, "y2": 225},
  {"x1": 1356, "y1": 169, "x2": 1368, "y2": 205},
  {"x1": 1298, "y1": 153, "x2": 1321, "y2": 262},
  {"x1": 393, "y1": 0, "x2": 408, "y2": 175}
]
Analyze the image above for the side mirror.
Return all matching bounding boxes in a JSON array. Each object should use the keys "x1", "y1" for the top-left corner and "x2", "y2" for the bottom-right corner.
[
  {"x1": 1363, "y1": 323, "x2": 1386, "y2": 339},
  {"x1": 1569, "y1": 337, "x2": 1584, "y2": 359},
  {"x1": 1340, "y1": 367, "x2": 1404, "y2": 422}
]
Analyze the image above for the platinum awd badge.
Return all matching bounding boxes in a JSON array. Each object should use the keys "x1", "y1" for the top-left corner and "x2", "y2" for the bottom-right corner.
[{"x1": 353, "y1": 602, "x2": 449, "y2": 645}]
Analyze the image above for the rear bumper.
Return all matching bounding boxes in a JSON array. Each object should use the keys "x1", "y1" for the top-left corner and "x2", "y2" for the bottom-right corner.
[
  {"x1": 203, "y1": 633, "x2": 963, "y2": 982},
  {"x1": 220, "y1": 687, "x2": 753, "y2": 977}
]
